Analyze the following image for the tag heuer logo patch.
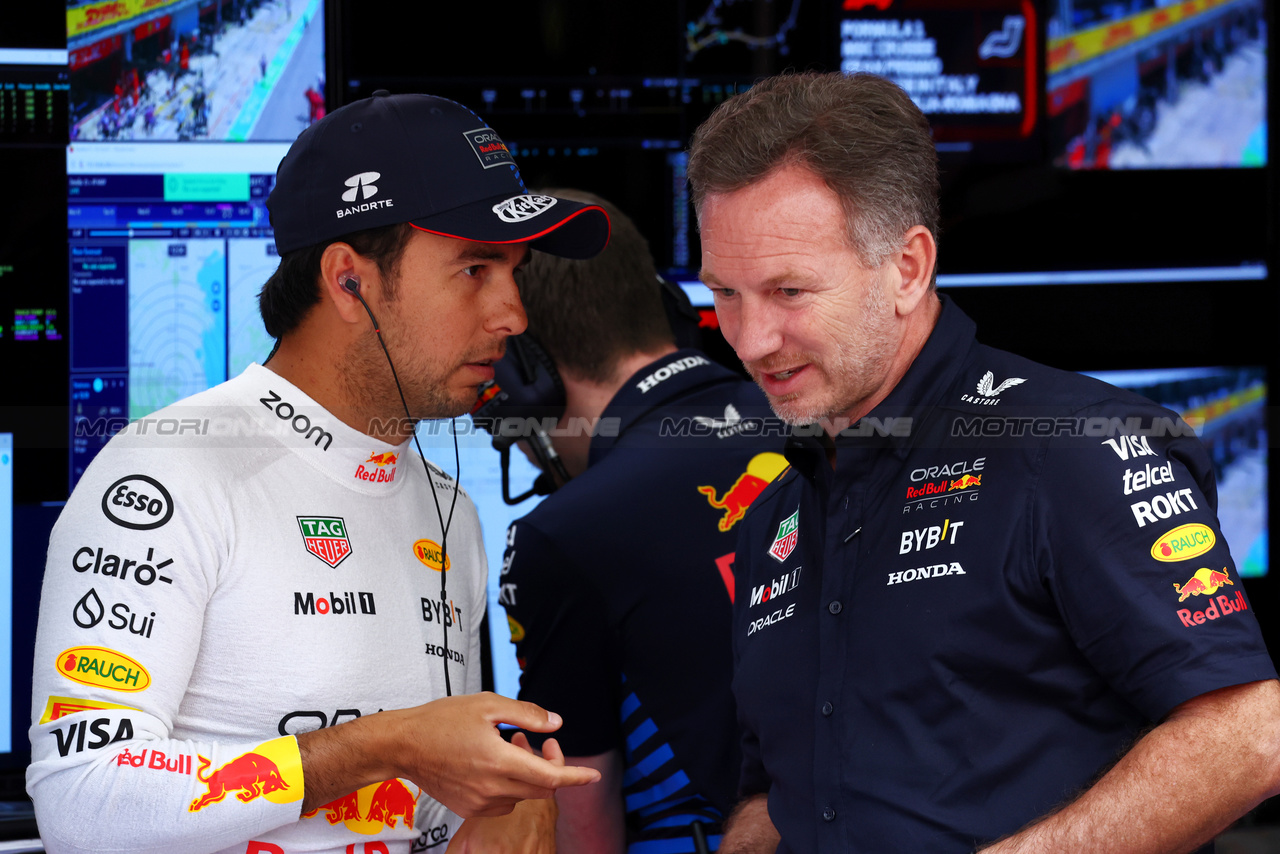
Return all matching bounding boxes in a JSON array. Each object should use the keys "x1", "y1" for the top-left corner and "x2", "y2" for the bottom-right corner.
[
  {"x1": 769, "y1": 510, "x2": 799, "y2": 563},
  {"x1": 463, "y1": 127, "x2": 515, "y2": 169},
  {"x1": 298, "y1": 516, "x2": 352, "y2": 568}
]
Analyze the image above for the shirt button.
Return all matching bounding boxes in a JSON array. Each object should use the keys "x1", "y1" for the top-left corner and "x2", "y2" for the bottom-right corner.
[
  {"x1": 821, "y1": 702, "x2": 833, "y2": 716},
  {"x1": 828, "y1": 600, "x2": 842, "y2": 615},
  {"x1": 823, "y1": 807, "x2": 836, "y2": 822}
]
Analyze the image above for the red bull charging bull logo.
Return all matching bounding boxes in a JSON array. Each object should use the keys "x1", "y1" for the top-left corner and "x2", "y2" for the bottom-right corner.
[
  {"x1": 188, "y1": 737, "x2": 303, "y2": 812},
  {"x1": 698, "y1": 453, "x2": 789, "y2": 532},
  {"x1": 303, "y1": 778, "x2": 419, "y2": 834},
  {"x1": 1172, "y1": 567, "x2": 1233, "y2": 602},
  {"x1": 949, "y1": 474, "x2": 981, "y2": 491},
  {"x1": 354, "y1": 452, "x2": 398, "y2": 484}
]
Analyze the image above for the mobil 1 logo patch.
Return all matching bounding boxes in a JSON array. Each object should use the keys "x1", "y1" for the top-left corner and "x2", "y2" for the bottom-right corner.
[
  {"x1": 102, "y1": 475, "x2": 174, "y2": 530},
  {"x1": 463, "y1": 127, "x2": 515, "y2": 169}
]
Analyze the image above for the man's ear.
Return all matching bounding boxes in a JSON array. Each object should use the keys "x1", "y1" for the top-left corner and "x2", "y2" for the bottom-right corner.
[
  {"x1": 319, "y1": 242, "x2": 374, "y2": 324},
  {"x1": 890, "y1": 225, "x2": 937, "y2": 317}
]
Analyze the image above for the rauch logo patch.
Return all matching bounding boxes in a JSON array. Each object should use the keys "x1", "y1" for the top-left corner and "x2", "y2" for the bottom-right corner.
[{"x1": 56, "y1": 646, "x2": 150, "y2": 692}]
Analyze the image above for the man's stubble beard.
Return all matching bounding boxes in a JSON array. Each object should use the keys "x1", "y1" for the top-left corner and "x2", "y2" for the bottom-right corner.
[
  {"x1": 340, "y1": 326, "x2": 468, "y2": 439},
  {"x1": 753, "y1": 278, "x2": 896, "y2": 427}
]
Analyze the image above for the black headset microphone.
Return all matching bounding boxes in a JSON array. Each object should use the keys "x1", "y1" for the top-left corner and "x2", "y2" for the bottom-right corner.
[{"x1": 341, "y1": 273, "x2": 460, "y2": 697}]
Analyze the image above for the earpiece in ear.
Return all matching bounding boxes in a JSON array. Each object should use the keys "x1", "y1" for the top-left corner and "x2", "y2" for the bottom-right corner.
[{"x1": 341, "y1": 274, "x2": 361, "y2": 293}]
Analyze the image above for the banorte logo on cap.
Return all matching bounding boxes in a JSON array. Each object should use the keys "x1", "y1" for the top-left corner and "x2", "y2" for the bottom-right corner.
[
  {"x1": 342, "y1": 172, "x2": 380, "y2": 202},
  {"x1": 493, "y1": 194, "x2": 557, "y2": 223}
]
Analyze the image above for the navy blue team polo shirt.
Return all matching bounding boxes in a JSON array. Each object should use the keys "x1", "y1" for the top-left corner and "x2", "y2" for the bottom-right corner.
[
  {"x1": 502, "y1": 349, "x2": 784, "y2": 853},
  {"x1": 731, "y1": 297, "x2": 1277, "y2": 853}
]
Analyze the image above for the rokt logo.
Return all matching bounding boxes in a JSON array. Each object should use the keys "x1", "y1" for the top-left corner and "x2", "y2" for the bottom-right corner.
[{"x1": 342, "y1": 171, "x2": 380, "y2": 202}]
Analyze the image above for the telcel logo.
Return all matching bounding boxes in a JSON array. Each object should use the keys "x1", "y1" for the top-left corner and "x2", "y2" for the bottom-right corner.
[{"x1": 1151, "y1": 524, "x2": 1215, "y2": 562}]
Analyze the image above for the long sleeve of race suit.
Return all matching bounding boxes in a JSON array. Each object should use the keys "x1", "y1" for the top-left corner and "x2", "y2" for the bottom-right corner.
[{"x1": 26, "y1": 445, "x2": 306, "y2": 854}]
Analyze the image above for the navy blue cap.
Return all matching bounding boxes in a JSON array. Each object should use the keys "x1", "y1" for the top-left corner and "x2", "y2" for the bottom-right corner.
[{"x1": 267, "y1": 91, "x2": 610, "y2": 257}]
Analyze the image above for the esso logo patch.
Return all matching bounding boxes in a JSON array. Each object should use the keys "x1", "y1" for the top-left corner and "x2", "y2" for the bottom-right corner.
[
  {"x1": 492, "y1": 194, "x2": 557, "y2": 223},
  {"x1": 102, "y1": 475, "x2": 174, "y2": 530}
]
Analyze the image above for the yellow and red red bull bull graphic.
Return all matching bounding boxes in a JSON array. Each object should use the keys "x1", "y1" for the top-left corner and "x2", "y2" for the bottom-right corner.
[
  {"x1": 302, "y1": 778, "x2": 419, "y2": 834},
  {"x1": 768, "y1": 510, "x2": 800, "y2": 563},
  {"x1": 56, "y1": 646, "x2": 150, "y2": 692},
  {"x1": 1151, "y1": 524, "x2": 1215, "y2": 563},
  {"x1": 39, "y1": 695, "x2": 138, "y2": 725},
  {"x1": 698, "y1": 452, "x2": 789, "y2": 532},
  {"x1": 189, "y1": 737, "x2": 303, "y2": 812},
  {"x1": 1173, "y1": 566, "x2": 1234, "y2": 602},
  {"x1": 298, "y1": 517, "x2": 353, "y2": 568},
  {"x1": 354, "y1": 452, "x2": 398, "y2": 484},
  {"x1": 1173, "y1": 567, "x2": 1247, "y2": 628},
  {"x1": 413, "y1": 539, "x2": 451, "y2": 571}
]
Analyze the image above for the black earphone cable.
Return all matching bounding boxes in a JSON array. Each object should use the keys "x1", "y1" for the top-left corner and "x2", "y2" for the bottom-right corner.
[{"x1": 346, "y1": 279, "x2": 460, "y2": 697}]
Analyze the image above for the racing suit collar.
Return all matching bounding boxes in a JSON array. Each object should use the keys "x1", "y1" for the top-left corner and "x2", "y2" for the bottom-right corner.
[{"x1": 783, "y1": 295, "x2": 978, "y2": 481}]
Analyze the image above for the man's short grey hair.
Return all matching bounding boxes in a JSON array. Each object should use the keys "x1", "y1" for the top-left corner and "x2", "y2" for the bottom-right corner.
[{"x1": 688, "y1": 72, "x2": 939, "y2": 274}]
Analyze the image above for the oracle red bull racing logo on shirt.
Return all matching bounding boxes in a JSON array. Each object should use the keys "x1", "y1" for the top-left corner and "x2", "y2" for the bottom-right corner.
[
  {"x1": 303, "y1": 778, "x2": 419, "y2": 834},
  {"x1": 698, "y1": 452, "x2": 789, "y2": 532},
  {"x1": 354, "y1": 451, "x2": 397, "y2": 484},
  {"x1": 298, "y1": 516, "x2": 352, "y2": 568},
  {"x1": 769, "y1": 510, "x2": 799, "y2": 562}
]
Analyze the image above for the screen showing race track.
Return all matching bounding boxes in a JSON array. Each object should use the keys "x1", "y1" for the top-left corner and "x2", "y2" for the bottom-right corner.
[
  {"x1": 66, "y1": 142, "x2": 285, "y2": 487},
  {"x1": 68, "y1": 0, "x2": 326, "y2": 142},
  {"x1": 1083, "y1": 366, "x2": 1268, "y2": 578},
  {"x1": 1047, "y1": 0, "x2": 1266, "y2": 169}
]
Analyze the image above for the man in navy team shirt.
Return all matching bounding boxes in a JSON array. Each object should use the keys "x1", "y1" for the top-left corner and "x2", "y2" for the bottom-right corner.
[
  {"x1": 489, "y1": 190, "x2": 782, "y2": 853},
  {"x1": 687, "y1": 71, "x2": 1280, "y2": 854}
]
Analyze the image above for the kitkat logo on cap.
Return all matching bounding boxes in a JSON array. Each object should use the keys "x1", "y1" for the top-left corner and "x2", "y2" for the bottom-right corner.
[
  {"x1": 463, "y1": 127, "x2": 515, "y2": 169},
  {"x1": 492, "y1": 194, "x2": 557, "y2": 223}
]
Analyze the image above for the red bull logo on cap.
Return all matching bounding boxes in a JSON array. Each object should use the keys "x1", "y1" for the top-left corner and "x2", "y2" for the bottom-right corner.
[
  {"x1": 769, "y1": 510, "x2": 800, "y2": 563},
  {"x1": 1151, "y1": 524, "x2": 1215, "y2": 563},
  {"x1": 698, "y1": 452, "x2": 789, "y2": 532},
  {"x1": 303, "y1": 778, "x2": 419, "y2": 834},
  {"x1": 298, "y1": 516, "x2": 353, "y2": 568}
]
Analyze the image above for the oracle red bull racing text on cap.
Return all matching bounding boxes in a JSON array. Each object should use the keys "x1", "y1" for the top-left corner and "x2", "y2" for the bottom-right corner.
[{"x1": 267, "y1": 91, "x2": 610, "y2": 258}]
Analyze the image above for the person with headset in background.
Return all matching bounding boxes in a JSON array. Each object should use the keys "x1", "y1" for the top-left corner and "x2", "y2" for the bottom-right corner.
[
  {"x1": 472, "y1": 189, "x2": 783, "y2": 854},
  {"x1": 28, "y1": 92, "x2": 612, "y2": 854},
  {"x1": 688, "y1": 72, "x2": 1280, "y2": 854}
]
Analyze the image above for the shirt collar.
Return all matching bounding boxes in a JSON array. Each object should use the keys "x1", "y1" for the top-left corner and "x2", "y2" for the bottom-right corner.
[
  {"x1": 239, "y1": 363, "x2": 414, "y2": 493},
  {"x1": 784, "y1": 295, "x2": 978, "y2": 480},
  {"x1": 589, "y1": 349, "x2": 744, "y2": 466}
]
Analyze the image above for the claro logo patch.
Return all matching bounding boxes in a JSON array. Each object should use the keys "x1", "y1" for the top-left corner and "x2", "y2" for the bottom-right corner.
[
  {"x1": 56, "y1": 646, "x2": 151, "y2": 692},
  {"x1": 101, "y1": 475, "x2": 174, "y2": 530}
]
